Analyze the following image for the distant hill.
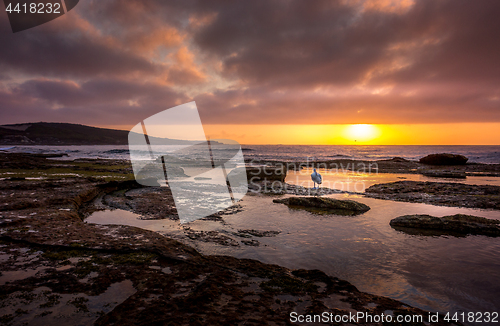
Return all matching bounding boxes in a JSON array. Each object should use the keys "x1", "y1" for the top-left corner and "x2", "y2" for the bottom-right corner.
[{"x1": 0, "y1": 122, "x2": 201, "y2": 145}]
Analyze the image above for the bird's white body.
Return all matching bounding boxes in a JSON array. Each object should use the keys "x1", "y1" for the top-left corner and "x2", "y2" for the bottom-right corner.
[{"x1": 311, "y1": 169, "x2": 322, "y2": 189}]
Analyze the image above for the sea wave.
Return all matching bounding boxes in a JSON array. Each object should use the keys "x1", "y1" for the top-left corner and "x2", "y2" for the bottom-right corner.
[
  {"x1": 103, "y1": 149, "x2": 130, "y2": 154},
  {"x1": 6, "y1": 145, "x2": 500, "y2": 164}
]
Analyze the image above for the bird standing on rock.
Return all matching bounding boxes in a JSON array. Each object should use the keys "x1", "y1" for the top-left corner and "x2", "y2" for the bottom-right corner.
[{"x1": 311, "y1": 168, "x2": 322, "y2": 189}]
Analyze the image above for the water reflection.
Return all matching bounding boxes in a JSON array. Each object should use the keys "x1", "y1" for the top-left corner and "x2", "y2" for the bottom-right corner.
[
  {"x1": 86, "y1": 193, "x2": 500, "y2": 322},
  {"x1": 286, "y1": 168, "x2": 500, "y2": 192},
  {"x1": 189, "y1": 194, "x2": 500, "y2": 316}
]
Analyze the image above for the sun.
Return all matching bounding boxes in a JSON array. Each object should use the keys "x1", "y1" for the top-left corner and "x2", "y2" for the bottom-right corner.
[{"x1": 343, "y1": 124, "x2": 381, "y2": 143}]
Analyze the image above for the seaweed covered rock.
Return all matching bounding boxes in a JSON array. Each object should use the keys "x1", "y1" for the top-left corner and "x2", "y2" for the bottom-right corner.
[
  {"x1": 390, "y1": 214, "x2": 500, "y2": 237},
  {"x1": 419, "y1": 153, "x2": 468, "y2": 165},
  {"x1": 273, "y1": 196, "x2": 370, "y2": 213}
]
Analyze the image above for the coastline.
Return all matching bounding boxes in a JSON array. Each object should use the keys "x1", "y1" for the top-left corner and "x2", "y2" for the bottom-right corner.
[{"x1": 2, "y1": 153, "x2": 499, "y2": 324}]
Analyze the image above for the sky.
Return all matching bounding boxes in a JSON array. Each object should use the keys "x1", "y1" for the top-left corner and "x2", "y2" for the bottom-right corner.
[{"x1": 0, "y1": 0, "x2": 499, "y2": 145}]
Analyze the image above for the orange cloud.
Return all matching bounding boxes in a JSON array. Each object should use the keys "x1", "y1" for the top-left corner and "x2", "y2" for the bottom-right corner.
[
  {"x1": 166, "y1": 46, "x2": 206, "y2": 85},
  {"x1": 189, "y1": 12, "x2": 218, "y2": 30},
  {"x1": 359, "y1": 0, "x2": 415, "y2": 14},
  {"x1": 127, "y1": 27, "x2": 184, "y2": 54}
]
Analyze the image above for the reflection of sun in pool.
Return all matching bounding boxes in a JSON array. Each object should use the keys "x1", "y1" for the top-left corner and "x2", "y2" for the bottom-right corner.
[{"x1": 343, "y1": 124, "x2": 380, "y2": 142}]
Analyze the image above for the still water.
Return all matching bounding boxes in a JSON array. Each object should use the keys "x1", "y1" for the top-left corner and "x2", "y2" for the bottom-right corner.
[
  {"x1": 286, "y1": 168, "x2": 500, "y2": 192},
  {"x1": 87, "y1": 193, "x2": 500, "y2": 319}
]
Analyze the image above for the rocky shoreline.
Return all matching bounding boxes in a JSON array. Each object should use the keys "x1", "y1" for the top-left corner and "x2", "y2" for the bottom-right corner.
[
  {"x1": 365, "y1": 181, "x2": 500, "y2": 210},
  {"x1": 248, "y1": 156, "x2": 500, "y2": 177},
  {"x1": 0, "y1": 153, "x2": 469, "y2": 325}
]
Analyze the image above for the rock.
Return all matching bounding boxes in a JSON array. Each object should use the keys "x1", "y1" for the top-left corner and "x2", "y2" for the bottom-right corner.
[
  {"x1": 421, "y1": 171, "x2": 467, "y2": 179},
  {"x1": 31, "y1": 153, "x2": 69, "y2": 158},
  {"x1": 0, "y1": 153, "x2": 52, "y2": 169},
  {"x1": 273, "y1": 196, "x2": 370, "y2": 214},
  {"x1": 365, "y1": 181, "x2": 500, "y2": 210},
  {"x1": 103, "y1": 187, "x2": 177, "y2": 220},
  {"x1": 135, "y1": 162, "x2": 187, "y2": 183},
  {"x1": 379, "y1": 157, "x2": 411, "y2": 163},
  {"x1": 228, "y1": 165, "x2": 287, "y2": 183},
  {"x1": 183, "y1": 228, "x2": 239, "y2": 246},
  {"x1": 390, "y1": 214, "x2": 500, "y2": 237},
  {"x1": 236, "y1": 229, "x2": 281, "y2": 237},
  {"x1": 419, "y1": 153, "x2": 468, "y2": 165},
  {"x1": 194, "y1": 177, "x2": 212, "y2": 180},
  {"x1": 241, "y1": 239, "x2": 260, "y2": 246}
]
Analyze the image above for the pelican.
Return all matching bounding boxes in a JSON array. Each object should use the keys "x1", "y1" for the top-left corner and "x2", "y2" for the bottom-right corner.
[{"x1": 311, "y1": 168, "x2": 322, "y2": 189}]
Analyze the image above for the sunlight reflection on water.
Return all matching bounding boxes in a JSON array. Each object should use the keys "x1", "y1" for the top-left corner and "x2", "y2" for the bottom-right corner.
[
  {"x1": 86, "y1": 192, "x2": 500, "y2": 319},
  {"x1": 286, "y1": 168, "x2": 500, "y2": 192}
]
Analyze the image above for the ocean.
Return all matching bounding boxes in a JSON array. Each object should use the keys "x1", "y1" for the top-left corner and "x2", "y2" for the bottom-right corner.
[{"x1": 6, "y1": 144, "x2": 500, "y2": 164}]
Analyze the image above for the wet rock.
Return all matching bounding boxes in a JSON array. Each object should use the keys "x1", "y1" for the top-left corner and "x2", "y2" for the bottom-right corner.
[
  {"x1": 245, "y1": 165, "x2": 287, "y2": 182},
  {"x1": 419, "y1": 153, "x2": 468, "y2": 165},
  {"x1": 421, "y1": 171, "x2": 467, "y2": 179},
  {"x1": 0, "y1": 153, "x2": 51, "y2": 170},
  {"x1": 390, "y1": 214, "x2": 500, "y2": 237},
  {"x1": 202, "y1": 204, "x2": 244, "y2": 221},
  {"x1": 183, "y1": 228, "x2": 239, "y2": 246},
  {"x1": 236, "y1": 229, "x2": 281, "y2": 237},
  {"x1": 379, "y1": 157, "x2": 411, "y2": 163},
  {"x1": 365, "y1": 181, "x2": 500, "y2": 210},
  {"x1": 103, "y1": 187, "x2": 178, "y2": 220},
  {"x1": 241, "y1": 239, "x2": 260, "y2": 246},
  {"x1": 30, "y1": 153, "x2": 69, "y2": 158},
  {"x1": 273, "y1": 197, "x2": 370, "y2": 214}
]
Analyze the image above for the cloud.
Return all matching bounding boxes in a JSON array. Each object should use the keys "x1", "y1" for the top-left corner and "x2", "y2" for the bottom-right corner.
[
  {"x1": 193, "y1": 85, "x2": 500, "y2": 125},
  {"x1": 1, "y1": 78, "x2": 187, "y2": 125},
  {"x1": 165, "y1": 47, "x2": 207, "y2": 85},
  {"x1": 191, "y1": 0, "x2": 500, "y2": 89},
  {"x1": 0, "y1": 0, "x2": 499, "y2": 127},
  {"x1": 0, "y1": 15, "x2": 159, "y2": 80}
]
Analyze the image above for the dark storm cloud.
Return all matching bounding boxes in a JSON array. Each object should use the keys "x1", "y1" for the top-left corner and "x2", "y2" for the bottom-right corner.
[
  {"x1": 368, "y1": 1, "x2": 500, "y2": 85},
  {"x1": 0, "y1": 14, "x2": 158, "y2": 79},
  {"x1": 188, "y1": 0, "x2": 500, "y2": 123},
  {"x1": 193, "y1": 1, "x2": 375, "y2": 87},
  {"x1": 191, "y1": 0, "x2": 500, "y2": 88},
  {"x1": 0, "y1": 0, "x2": 499, "y2": 126},
  {"x1": 14, "y1": 78, "x2": 185, "y2": 107},
  {"x1": 1, "y1": 78, "x2": 187, "y2": 124}
]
